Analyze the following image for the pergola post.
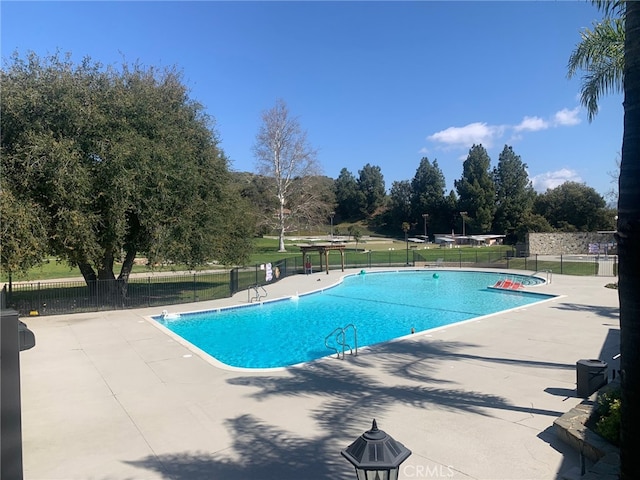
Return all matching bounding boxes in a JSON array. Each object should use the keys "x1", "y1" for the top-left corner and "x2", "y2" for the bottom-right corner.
[{"x1": 299, "y1": 244, "x2": 346, "y2": 275}]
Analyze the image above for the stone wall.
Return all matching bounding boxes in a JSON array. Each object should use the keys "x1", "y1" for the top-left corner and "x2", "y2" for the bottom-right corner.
[{"x1": 527, "y1": 232, "x2": 616, "y2": 255}]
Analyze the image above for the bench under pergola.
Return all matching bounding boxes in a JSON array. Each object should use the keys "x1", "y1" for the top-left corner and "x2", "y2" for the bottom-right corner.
[{"x1": 299, "y1": 243, "x2": 346, "y2": 274}]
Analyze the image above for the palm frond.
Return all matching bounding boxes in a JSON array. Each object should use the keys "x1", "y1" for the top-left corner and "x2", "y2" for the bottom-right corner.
[
  {"x1": 591, "y1": 0, "x2": 625, "y2": 17},
  {"x1": 567, "y1": 16, "x2": 624, "y2": 121}
]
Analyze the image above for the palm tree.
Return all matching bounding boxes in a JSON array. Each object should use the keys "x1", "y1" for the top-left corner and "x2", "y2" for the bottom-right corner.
[
  {"x1": 567, "y1": 16, "x2": 624, "y2": 121},
  {"x1": 569, "y1": 2, "x2": 639, "y2": 477},
  {"x1": 618, "y1": 3, "x2": 640, "y2": 478}
]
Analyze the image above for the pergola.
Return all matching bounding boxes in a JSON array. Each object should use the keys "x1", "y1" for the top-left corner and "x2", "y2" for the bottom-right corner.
[{"x1": 299, "y1": 243, "x2": 346, "y2": 274}]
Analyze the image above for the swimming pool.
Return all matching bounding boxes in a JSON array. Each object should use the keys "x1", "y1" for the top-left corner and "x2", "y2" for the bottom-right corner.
[{"x1": 152, "y1": 270, "x2": 554, "y2": 369}]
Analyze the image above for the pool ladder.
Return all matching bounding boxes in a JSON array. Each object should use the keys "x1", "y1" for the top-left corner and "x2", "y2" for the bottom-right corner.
[
  {"x1": 248, "y1": 284, "x2": 267, "y2": 303},
  {"x1": 324, "y1": 324, "x2": 358, "y2": 360},
  {"x1": 532, "y1": 270, "x2": 553, "y2": 284}
]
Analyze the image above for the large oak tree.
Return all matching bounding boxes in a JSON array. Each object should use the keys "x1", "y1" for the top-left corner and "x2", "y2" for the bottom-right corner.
[{"x1": 1, "y1": 52, "x2": 253, "y2": 294}]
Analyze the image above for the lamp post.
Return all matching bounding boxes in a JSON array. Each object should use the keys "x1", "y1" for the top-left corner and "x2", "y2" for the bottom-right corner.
[
  {"x1": 422, "y1": 213, "x2": 429, "y2": 241},
  {"x1": 330, "y1": 211, "x2": 335, "y2": 240},
  {"x1": 402, "y1": 222, "x2": 410, "y2": 266},
  {"x1": 342, "y1": 419, "x2": 412, "y2": 480},
  {"x1": 459, "y1": 211, "x2": 467, "y2": 237}
]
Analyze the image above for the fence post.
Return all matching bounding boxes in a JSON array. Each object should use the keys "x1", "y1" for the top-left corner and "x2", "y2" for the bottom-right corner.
[
  {"x1": 560, "y1": 254, "x2": 563, "y2": 274},
  {"x1": 147, "y1": 277, "x2": 151, "y2": 307},
  {"x1": 459, "y1": 249, "x2": 462, "y2": 268},
  {"x1": 229, "y1": 268, "x2": 235, "y2": 295},
  {"x1": 193, "y1": 274, "x2": 197, "y2": 302}
]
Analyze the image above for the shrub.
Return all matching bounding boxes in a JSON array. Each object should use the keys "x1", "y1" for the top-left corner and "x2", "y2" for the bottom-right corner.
[{"x1": 595, "y1": 388, "x2": 621, "y2": 446}]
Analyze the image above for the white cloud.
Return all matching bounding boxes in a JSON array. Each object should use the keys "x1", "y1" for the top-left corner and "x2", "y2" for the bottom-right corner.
[
  {"x1": 427, "y1": 122, "x2": 504, "y2": 148},
  {"x1": 514, "y1": 116, "x2": 548, "y2": 132},
  {"x1": 418, "y1": 147, "x2": 429, "y2": 155},
  {"x1": 531, "y1": 168, "x2": 582, "y2": 192},
  {"x1": 553, "y1": 107, "x2": 581, "y2": 126},
  {"x1": 427, "y1": 107, "x2": 581, "y2": 152}
]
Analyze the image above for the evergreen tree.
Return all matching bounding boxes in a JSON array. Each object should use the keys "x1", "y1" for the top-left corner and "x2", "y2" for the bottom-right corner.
[
  {"x1": 454, "y1": 144, "x2": 496, "y2": 233},
  {"x1": 388, "y1": 180, "x2": 413, "y2": 225},
  {"x1": 492, "y1": 146, "x2": 535, "y2": 238},
  {"x1": 335, "y1": 168, "x2": 362, "y2": 220},
  {"x1": 357, "y1": 163, "x2": 386, "y2": 217},
  {"x1": 443, "y1": 190, "x2": 459, "y2": 235},
  {"x1": 411, "y1": 157, "x2": 447, "y2": 236}
]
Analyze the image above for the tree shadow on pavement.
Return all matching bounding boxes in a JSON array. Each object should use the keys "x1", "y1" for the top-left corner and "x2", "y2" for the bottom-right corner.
[
  {"x1": 124, "y1": 414, "x2": 350, "y2": 480},
  {"x1": 551, "y1": 302, "x2": 619, "y2": 320},
  {"x1": 126, "y1": 337, "x2": 579, "y2": 479}
]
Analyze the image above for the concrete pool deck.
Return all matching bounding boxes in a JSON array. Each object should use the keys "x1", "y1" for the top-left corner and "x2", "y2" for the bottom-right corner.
[{"x1": 18, "y1": 268, "x2": 620, "y2": 479}]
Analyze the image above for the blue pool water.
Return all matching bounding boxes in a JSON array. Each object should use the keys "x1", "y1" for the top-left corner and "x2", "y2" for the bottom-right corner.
[{"x1": 153, "y1": 270, "x2": 553, "y2": 369}]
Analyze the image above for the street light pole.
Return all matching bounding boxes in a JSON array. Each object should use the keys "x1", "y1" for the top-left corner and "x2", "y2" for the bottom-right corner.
[
  {"x1": 422, "y1": 213, "x2": 429, "y2": 241},
  {"x1": 402, "y1": 222, "x2": 410, "y2": 266},
  {"x1": 460, "y1": 211, "x2": 467, "y2": 237},
  {"x1": 406, "y1": 231, "x2": 409, "y2": 265},
  {"x1": 329, "y1": 211, "x2": 335, "y2": 240}
]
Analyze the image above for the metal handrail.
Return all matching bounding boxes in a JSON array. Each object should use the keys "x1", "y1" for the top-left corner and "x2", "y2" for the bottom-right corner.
[
  {"x1": 325, "y1": 324, "x2": 358, "y2": 360},
  {"x1": 248, "y1": 284, "x2": 267, "y2": 303},
  {"x1": 532, "y1": 270, "x2": 553, "y2": 284},
  {"x1": 324, "y1": 327, "x2": 344, "y2": 359},
  {"x1": 343, "y1": 323, "x2": 358, "y2": 357}
]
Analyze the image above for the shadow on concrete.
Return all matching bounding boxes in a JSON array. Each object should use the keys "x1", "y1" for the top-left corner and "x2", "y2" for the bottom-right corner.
[
  {"x1": 365, "y1": 338, "x2": 574, "y2": 381},
  {"x1": 124, "y1": 414, "x2": 351, "y2": 480},
  {"x1": 551, "y1": 302, "x2": 620, "y2": 320},
  {"x1": 536, "y1": 425, "x2": 585, "y2": 480},
  {"x1": 544, "y1": 387, "x2": 577, "y2": 398},
  {"x1": 126, "y1": 336, "x2": 600, "y2": 479}
]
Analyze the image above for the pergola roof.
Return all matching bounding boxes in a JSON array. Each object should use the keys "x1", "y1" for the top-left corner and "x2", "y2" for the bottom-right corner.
[{"x1": 299, "y1": 243, "x2": 346, "y2": 274}]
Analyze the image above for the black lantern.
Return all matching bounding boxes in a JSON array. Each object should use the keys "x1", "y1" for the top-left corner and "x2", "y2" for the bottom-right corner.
[{"x1": 341, "y1": 419, "x2": 412, "y2": 480}]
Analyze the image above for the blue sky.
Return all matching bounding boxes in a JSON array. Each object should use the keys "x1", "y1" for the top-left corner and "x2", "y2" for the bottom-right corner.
[{"x1": 2, "y1": 1, "x2": 623, "y2": 198}]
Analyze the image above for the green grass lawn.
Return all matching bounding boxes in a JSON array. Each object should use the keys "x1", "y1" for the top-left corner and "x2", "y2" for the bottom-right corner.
[
  {"x1": 2, "y1": 234, "x2": 600, "y2": 283},
  {"x1": 0, "y1": 258, "x2": 228, "y2": 283},
  {"x1": 505, "y1": 258, "x2": 600, "y2": 276}
]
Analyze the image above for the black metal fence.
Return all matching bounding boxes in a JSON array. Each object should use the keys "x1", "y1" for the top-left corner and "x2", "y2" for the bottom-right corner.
[
  {"x1": 2, "y1": 258, "x2": 299, "y2": 317},
  {"x1": 0, "y1": 251, "x2": 617, "y2": 317}
]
